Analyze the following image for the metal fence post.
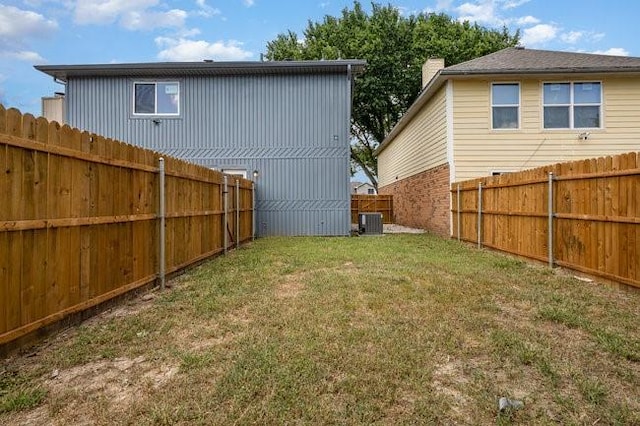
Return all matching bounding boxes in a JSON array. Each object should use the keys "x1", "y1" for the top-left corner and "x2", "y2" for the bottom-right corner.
[
  {"x1": 548, "y1": 172, "x2": 554, "y2": 268},
  {"x1": 457, "y1": 184, "x2": 461, "y2": 241},
  {"x1": 477, "y1": 182, "x2": 482, "y2": 249},
  {"x1": 158, "y1": 158, "x2": 166, "y2": 290},
  {"x1": 252, "y1": 181, "x2": 256, "y2": 241},
  {"x1": 223, "y1": 175, "x2": 228, "y2": 254},
  {"x1": 236, "y1": 179, "x2": 240, "y2": 247}
]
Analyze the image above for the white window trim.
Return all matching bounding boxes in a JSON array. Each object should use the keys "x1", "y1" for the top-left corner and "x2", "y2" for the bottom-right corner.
[
  {"x1": 132, "y1": 81, "x2": 181, "y2": 116},
  {"x1": 542, "y1": 81, "x2": 602, "y2": 130},
  {"x1": 490, "y1": 82, "x2": 521, "y2": 130},
  {"x1": 222, "y1": 169, "x2": 247, "y2": 179}
]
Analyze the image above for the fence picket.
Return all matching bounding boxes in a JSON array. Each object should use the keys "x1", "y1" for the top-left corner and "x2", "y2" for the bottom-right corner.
[
  {"x1": 351, "y1": 194, "x2": 393, "y2": 224},
  {"x1": 0, "y1": 105, "x2": 254, "y2": 348},
  {"x1": 452, "y1": 151, "x2": 640, "y2": 289}
]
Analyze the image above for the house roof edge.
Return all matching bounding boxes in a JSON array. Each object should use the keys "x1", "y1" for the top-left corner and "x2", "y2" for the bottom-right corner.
[{"x1": 34, "y1": 60, "x2": 367, "y2": 81}]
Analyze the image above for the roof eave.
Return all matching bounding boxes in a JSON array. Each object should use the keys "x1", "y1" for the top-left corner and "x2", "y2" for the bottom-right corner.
[
  {"x1": 34, "y1": 60, "x2": 367, "y2": 82},
  {"x1": 376, "y1": 71, "x2": 448, "y2": 156},
  {"x1": 441, "y1": 67, "x2": 640, "y2": 76},
  {"x1": 376, "y1": 66, "x2": 640, "y2": 156}
]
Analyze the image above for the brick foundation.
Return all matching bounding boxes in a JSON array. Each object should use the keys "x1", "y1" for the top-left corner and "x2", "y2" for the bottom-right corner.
[{"x1": 379, "y1": 163, "x2": 450, "y2": 236}]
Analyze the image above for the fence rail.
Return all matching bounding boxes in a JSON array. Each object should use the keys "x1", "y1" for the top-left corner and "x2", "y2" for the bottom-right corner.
[
  {"x1": 0, "y1": 105, "x2": 254, "y2": 346},
  {"x1": 451, "y1": 151, "x2": 639, "y2": 289},
  {"x1": 351, "y1": 194, "x2": 393, "y2": 224}
]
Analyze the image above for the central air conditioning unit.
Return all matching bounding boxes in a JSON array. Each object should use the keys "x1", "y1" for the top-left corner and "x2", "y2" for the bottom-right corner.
[{"x1": 358, "y1": 212, "x2": 383, "y2": 235}]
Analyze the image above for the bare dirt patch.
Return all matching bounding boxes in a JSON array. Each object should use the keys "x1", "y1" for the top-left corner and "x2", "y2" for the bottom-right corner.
[
  {"x1": 45, "y1": 356, "x2": 178, "y2": 410},
  {"x1": 275, "y1": 272, "x2": 306, "y2": 299},
  {"x1": 431, "y1": 358, "x2": 471, "y2": 420}
]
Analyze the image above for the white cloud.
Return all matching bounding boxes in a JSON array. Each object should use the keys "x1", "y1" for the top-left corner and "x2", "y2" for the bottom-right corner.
[
  {"x1": 155, "y1": 37, "x2": 253, "y2": 61},
  {"x1": 514, "y1": 15, "x2": 539, "y2": 25},
  {"x1": 74, "y1": 0, "x2": 156, "y2": 24},
  {"x1": 0, "y1": 5, "x2": 58, "y2": 39},
  {"x1": 456, "y1": 1, "x2": 499, "y2": 25},
  {"x1": 592, "y1": 47, "x2": 629, "y2": 56},
  {"x1": 74, "y1": 0, "x2": 186, "y2": 30},
  {"x1": 502, "y1": 0, "x2": 530, "y2": 10},
  {"x1": 521, "y1": 24, "x2": 558, "y2": 46},
  {"x1": 319, "y1": 2, "x2": 330, "y2": 8},
  {"x1": 177, "y1": 27, "x2": 202, "y2": 38},
  {"x1": 195, "y1": 0, "x2": 221, "y2": 17},
  {"x1": 456, "y1": 0, "x2": 542, "y2": 27},
  {"x1": 243, "y1": 0, "x2": 255, "y2": 7},
  {"x1": 120, "y1": 8, "x2": 187, "y2": 30},
  {"x1": 560, "y1": 31, "x2": 583, "y2": 44},
  {"x1": 0, "y1": 5, "x2": 56, "y2": 63},
  {"x1": 1, "y1": 50, "x2": 45, "y2": 62},
  {"x1": 436, "y1": 0, "x2": 453, "y2": 10}
]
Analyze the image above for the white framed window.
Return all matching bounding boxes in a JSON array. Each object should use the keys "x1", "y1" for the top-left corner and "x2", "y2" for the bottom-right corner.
[
  {"x1": 222, "y1": 169, "x2": 247, "y2": 179},
  {"x1": 133, "y1": 81, "x2": 180, "y2": 115},
  {"x1": 491, "y1": 83, "x2": 520, "y2": 129},
  {"x1": 543, "y1": 82, "x2": 601, "y2": 129}
]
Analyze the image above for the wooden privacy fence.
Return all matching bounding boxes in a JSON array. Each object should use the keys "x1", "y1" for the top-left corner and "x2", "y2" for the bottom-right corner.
[
  {"x1": 351, "y1": 194, "x2": 394, "y2": 224},
  {"x1": 451, "y1": 151, "x2": 639, "y2": 289},
  {"x1": 0, "y1": 105, "x2": 254, "y2": 346}
]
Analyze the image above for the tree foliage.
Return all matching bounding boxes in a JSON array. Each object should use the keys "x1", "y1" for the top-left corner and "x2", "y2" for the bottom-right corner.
[{"x1": 266, "y1": 2, "x2": 519, "y2": 187}]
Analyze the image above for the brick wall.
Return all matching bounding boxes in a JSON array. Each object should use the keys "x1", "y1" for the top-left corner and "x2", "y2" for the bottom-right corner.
[{"x1": 378, "y1": 163, "x2": 450, "y2": 236}]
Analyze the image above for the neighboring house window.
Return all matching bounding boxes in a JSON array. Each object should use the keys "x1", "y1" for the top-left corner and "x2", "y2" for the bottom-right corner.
[
  {"x1": 222, "y1": 169, "x2": 247, "y2": 179},
  {"x1": 367, "y1": 188, "x2": 375, "y2": 194},
  {"x1": 543, "y1": 82, "x2": 601, "y2": 129},
  {"x1": 491, "y1": 83, "x2": 519, "y2": 129},
  {"x1": 133, "y1": 82, "x2": 180, "y2": 115}
]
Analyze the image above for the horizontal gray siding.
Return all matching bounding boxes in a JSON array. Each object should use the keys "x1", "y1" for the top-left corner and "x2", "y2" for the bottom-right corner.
[{"x1": 66, "y1": 73, "x2": 351, "y2": 236}]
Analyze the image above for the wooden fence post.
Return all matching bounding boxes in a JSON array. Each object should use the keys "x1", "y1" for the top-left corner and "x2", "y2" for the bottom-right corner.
[
  {"x1": 236, "y1": 179, "x2": 240, "y2": 247},
  {"x1": 224, "y1": 175, "x2": 228, "y2": 254},
  {"x1": 477, "y1": 182, "x2": 483, "y2": 249},
  {"x1": 457, "y1": 184, "x2": 461, "y2": 241},
  {"x1": 158, "y1": 157, "x2": 166, "y2": 290},
  {"x1": 548, "y1": 172, "x2": 554, "y2": 268}
]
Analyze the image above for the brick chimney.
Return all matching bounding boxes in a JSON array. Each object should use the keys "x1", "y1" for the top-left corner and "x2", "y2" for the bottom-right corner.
[{"x1": 422, "y1": 58, "x2": 445, "y2": 88}]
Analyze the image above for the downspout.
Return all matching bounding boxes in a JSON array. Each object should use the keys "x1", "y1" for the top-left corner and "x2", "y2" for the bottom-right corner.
[
  {"x1": 346, "y1": 63, "x2": 352, "y2": 147},
  {"x1": 53, "y1": 77, "x2": 68, "y2": 123},
  {"x1": 346, "y1": 64, "x2": 353, "y2": 236}
]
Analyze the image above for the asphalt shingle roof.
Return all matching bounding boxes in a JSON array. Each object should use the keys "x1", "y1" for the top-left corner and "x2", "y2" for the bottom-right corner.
[
  {"x1": 443, "y1": 47, "x2": 640, "y2": 75},
  {"x1": 376, "y1": 47, "x2": 640, "y2": 155}
]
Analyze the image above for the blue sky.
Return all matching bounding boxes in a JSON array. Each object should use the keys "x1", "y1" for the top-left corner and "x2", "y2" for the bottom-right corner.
[
  {"x1": 0, "y1": 0, "x2": 637, "y2": 116},
  {"x1": 1, "y1": 1, "x2": 637, "y2": 185}
]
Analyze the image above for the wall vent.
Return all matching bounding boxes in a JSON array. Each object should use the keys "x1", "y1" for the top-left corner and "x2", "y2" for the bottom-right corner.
[{"x1": 358, "y1": 213, "x2": 383, "y2": 235}]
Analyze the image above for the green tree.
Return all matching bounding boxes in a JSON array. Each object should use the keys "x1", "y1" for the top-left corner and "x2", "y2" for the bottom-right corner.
[{"x1": 266, "y1": 2, "x2": 519, "y2": 188}]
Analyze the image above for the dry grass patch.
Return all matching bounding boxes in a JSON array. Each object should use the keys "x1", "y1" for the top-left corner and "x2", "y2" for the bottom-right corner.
[{"x1": 1, "y1": 235, "x2": 639, "y2": 425}]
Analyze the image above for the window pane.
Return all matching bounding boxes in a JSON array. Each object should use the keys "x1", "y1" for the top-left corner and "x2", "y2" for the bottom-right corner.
[
  {"x1": 493, "y1": 106, "x2": 518, "y2": 129},
  {"x1": 492, "y1": 84, "x2": 519, "y2": 105},
  {"x1": 135, "y1": 84, "x2": 155, "y2": 114},
  {"x1": 544, "y1": 106, "x2": 570, "y2": 128},
  {"x1": 157, "y1": 82, "x2": 179, "y2": 114},
  {"x1": 574, "y1": 82, "x2": 601, "y2": 104},
  {"x1": 574, "y1": 106, "x2": 600, "y2": 128},
  {"x1": 543, "y1": 83, "x2": 570, "y2": 104}
]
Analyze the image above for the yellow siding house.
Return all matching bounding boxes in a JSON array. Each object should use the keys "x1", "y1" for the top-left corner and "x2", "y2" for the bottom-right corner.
[{"x1": 377, "y1": 47, "x2": 640, "y2": 236}]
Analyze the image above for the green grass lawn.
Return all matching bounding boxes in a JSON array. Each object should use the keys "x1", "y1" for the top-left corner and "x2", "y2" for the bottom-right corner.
[{"x1": 2, "y1": 234, "x2": 639, "y2": 425}]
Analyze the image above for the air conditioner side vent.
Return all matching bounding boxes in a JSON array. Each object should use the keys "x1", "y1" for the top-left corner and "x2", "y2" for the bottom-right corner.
[{"x1": 358, "y1": 213, "x2": 383, "y2": 235}]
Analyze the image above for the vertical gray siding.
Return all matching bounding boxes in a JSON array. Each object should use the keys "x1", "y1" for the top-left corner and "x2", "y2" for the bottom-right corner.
[{"x1": 66, "y1": 73, "x2": 351, "y2": 236}]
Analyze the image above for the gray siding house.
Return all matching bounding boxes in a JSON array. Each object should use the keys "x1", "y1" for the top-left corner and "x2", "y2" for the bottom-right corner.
[{"x1": 36, "y1": 60, "x2": 365, "y2": 236}]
